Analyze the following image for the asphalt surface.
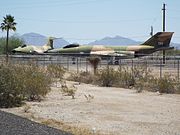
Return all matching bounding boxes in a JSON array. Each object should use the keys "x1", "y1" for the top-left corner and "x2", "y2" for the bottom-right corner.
[{"x1": 0, "y1": 110, "x2": 72, "y2": 135}]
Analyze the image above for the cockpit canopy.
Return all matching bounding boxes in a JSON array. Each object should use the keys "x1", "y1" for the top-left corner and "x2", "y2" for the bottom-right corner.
[
  {"x1": 21, "y1": 44, "x2": 27, "y2": 48},
  {"x1": 63, "y1": 43, "x2": 80, "y2": 49}
]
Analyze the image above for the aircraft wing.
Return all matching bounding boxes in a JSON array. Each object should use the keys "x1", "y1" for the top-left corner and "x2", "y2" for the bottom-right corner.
[
  {"x1": 47, "y1": 48, "x2": 61, "y2": 53},
  {"x1": 90, "y1": 50, "x2": 135, "y2": 58},
  {"x1": 33, "y1": 46, "x2": 46, "y2": 53}
]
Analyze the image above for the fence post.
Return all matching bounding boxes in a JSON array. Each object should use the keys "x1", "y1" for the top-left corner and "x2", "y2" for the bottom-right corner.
[
  {"x1": 119, "y1": 59, "x2": 122, "y2": 72},
  {"x1": 99, "y1": 57, "x2": 102, "y2": 68},
  {"x1": 86, "y1": 58, "x2": 88, "y2": 72},
  {"x1": 106, "y1": 57, "x2": 109, "y2": 66},
  {"x1": 160, "y1": 59, "x2": 162, "y2": 78},
  {"x1": 174, "y1": 58, "x2": 176, "y2": 68},
  {"x1": 67, "y1": 56, "x2": 69, "y2": 71},
  {"x1": 77, "y1": 57, "x2": 79, "y2": 73},
  {"x1": 145, "y1": 59, "x2": 148, "y2": 73},
  {"x1": 178, "y1": 60, "x2": 179, "y2": 81},
  {"x1": 131, "y1": 59, "x2": 134, "y2": 76},
  {"x1": 79, "y1": 57, "x2": 81, "y2": 70}
]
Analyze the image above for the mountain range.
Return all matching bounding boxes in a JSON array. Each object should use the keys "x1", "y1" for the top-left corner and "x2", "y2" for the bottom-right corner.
[
  {"x1": 89, "y1": 36, "x2": 141, "y2": 45},
  {"x1": 21, "y1": 33, "x2": 69, "y2": 48},
  {"x1": 20, "y1": 32, "x2": 180, "y2": 49}
]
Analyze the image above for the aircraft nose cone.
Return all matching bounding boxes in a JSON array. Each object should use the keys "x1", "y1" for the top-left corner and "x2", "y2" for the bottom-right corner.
[
  {"x1": 12, "y1": 47, "x2": 20, "y2": 53},
  {"x1": 12, "y1": 49, "x2": 16, "y2": 53}
]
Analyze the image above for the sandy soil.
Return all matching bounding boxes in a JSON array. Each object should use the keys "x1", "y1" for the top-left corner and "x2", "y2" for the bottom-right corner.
[{"x1": 1, "y1": 81, "x2": 180, "y2": 135}]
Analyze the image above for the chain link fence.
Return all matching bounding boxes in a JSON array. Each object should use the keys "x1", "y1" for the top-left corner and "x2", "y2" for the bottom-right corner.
[{"x1": 0, "y1": 54, "x2": 179, "y2": 80}]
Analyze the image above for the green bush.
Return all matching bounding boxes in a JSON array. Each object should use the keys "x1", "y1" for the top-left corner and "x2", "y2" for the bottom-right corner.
[{"x1": 0, "y1": 64, "x2": 52, "y2": 108}]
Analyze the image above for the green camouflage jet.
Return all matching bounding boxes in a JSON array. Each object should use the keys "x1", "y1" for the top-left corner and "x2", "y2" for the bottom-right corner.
[
  {"x1": 12, "y1": 37, "x2": 55, "y2": 54},
  {"x1": 48, "y1": 32, "x2": 174, "y2": 58}
]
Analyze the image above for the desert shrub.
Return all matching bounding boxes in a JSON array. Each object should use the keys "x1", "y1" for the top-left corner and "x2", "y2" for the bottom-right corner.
[
  {"x1": 116, "y1": 67, "x2": 135, "y2": 88},
  {"x1": 97, "y1": 65, "x2": 172, "y2": 90},
  {"x1": 175, "y1": 82, "x2": 180, "y2": 94},
  {"x1": 21, "y1": 64, "x2": 52, "y2": 101},
  {"x1": 155, "y1": 75, "x2": 176, "y2": 94},
  {"x1": 69, "y1": 67, "x2": 134, "y2": 88},
  {"x1": 23, "y1": 105, "x2": 31, "y2": 113},
  {"x1": 132, "y1": 66, "x2": 177, "y2": 94},
  {"x1": 68, "y1": 71, "x2": 95, "y2": 84},
  {"x1": 46, "y1": 64, "x2": 65, "y2": 87},
  {"x1": 97, "y1": 66, "x2": 118, "y2": 87},
  {"x1": 95, "y1": 66, "x2": 135, "y2": 88},
  {"x1": 137, "y1": 74, "x2": 178, "y2": 94},
  {"x1": 61, "y1": 81, "x2": 76, "y2": 99},
  {"x1": 0, "y1": 64, "x2": 24, "y2": 107},
  {"x1": 132, "y1": 65, "x2": 150, "y2": 79},
  {"x1": 133, "y1": 65, "x2": 153, "y2": 92},
  {"x1": 47, "y1": 64, "x2": 65, "y2": 79},
  {"x1": 68, "y1": 64, "x2": 180, "y2": 94},
  {"x1": 0, "y1": 64, "x2": 52, "y2": 108},
  {"x1": 67, "y1": 72, "x2": 80, "y2": 82}
]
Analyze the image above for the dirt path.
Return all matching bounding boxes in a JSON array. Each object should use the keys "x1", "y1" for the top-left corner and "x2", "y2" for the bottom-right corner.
[{"x1": 2, "y1": 81, "x2": 180, "y2": 135}]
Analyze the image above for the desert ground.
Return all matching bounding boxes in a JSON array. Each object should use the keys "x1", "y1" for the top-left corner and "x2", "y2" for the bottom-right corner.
[{"x1": 1, "y1": 81, "x2": 180, "y2": 135}]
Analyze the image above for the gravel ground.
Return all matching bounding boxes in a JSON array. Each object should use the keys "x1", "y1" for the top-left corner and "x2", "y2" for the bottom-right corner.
[
  {"x1": 0, "y1": 110, "x2": 72, "y2": 135},
  {"x1": 1, "y1": 81, "x2": 180, "y2": 135}
]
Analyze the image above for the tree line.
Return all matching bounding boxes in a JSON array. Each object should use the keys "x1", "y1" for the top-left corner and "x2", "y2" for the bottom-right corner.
[{"x1": 0, "y1": 36, "x2": 24, "y2": 54}]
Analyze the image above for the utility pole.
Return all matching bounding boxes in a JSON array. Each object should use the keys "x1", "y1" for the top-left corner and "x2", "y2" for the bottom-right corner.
[
  {"x1": 162, "y1": 3, "x2": 166, "y2": 64},
  {"x1": 150, "y1": 26, "x2": 154, "y2": 59},
  {"x1": 150, "y1": 26, "x2": 153, "y2": 37}
]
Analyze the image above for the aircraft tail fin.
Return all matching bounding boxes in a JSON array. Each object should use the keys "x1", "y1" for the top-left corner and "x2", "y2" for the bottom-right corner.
[
  {"x1": 46, "y1": 37, "x2": 55, "y2": 49},
  {"x1": 141, "y1": 32, "x2": 174, "y2": 50}
]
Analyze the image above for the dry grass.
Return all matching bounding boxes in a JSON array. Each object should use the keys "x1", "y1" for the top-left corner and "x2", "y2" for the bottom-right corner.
[
  {"x1": 60, "y1": 81, "x2": 77, "y2": 99},
  {"x1": 41, "y1": 119, "x2": 101, "y2": 135}
]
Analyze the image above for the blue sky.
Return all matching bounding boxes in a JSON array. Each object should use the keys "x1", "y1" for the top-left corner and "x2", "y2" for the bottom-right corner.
[{"x1": 0, "y1": 0, "x2": 180, "y2": 44}]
